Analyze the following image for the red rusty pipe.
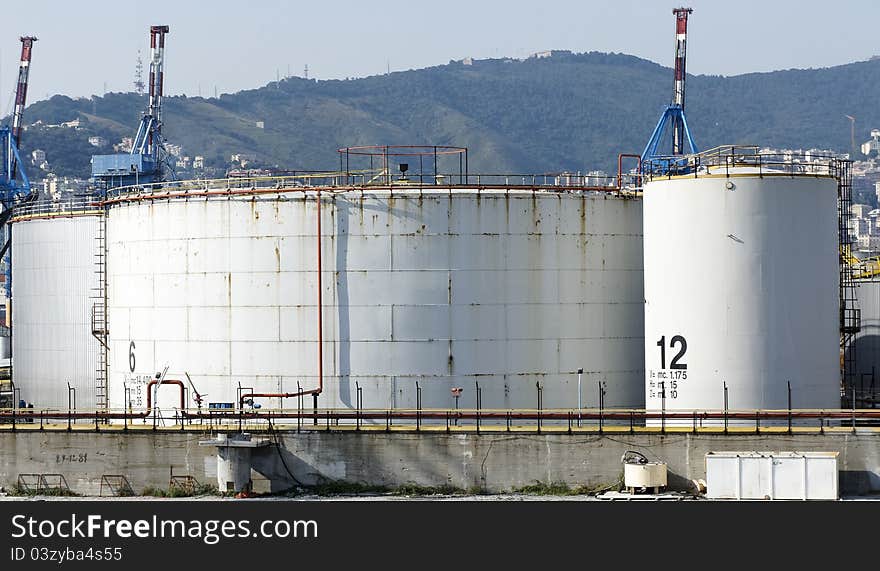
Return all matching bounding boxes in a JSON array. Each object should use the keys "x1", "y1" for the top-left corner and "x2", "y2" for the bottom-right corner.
[
  {"x1": 145, "y1": 379, "x2": 185, "y2": 414},
  {"x1": 617, "y1": 153, "x2": 642, "y2": 189},
  {"x1": 239, "y1": 390, "x2": 319, "y2": 407}
]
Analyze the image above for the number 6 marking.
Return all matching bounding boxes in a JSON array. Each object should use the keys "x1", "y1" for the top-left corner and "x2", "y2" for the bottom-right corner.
[{"x1": 129, "y1": 341, "x2": 136, "y2": 373}]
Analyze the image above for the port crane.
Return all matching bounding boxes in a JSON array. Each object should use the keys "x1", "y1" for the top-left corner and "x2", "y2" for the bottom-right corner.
[
  {"x1": 92, "y1": 25, "x2": 170, "y2": 189},
  {"x1": 0, "y1": 36, "x2": 38, "y2": 325},
  {"x1": 641, "y1": 8, "x2": 698, "y2": 173}
]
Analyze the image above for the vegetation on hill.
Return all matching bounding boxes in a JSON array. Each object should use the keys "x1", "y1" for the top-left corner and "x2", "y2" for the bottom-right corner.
[{"x1": 15, "y1": 51, "x2": 880, "y2": 180}]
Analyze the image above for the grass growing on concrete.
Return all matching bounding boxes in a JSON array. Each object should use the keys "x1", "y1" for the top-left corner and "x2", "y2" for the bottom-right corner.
[
  {"x1": 391, "y1": 483, "x2": 467, "y2": 496},
  {"x1": 512, "y1": 480, "x2": 620, "y2": 496},
  {"x1": 141, "y1": 483, "x2": 220, "y2": 498},
  {"x1": 296, "y1": 480, "x2": 471, "y2": 497},
  {"x1": 306, "y1": 480, "x2": 391, "y2": 496},
  {"x1": 10, "y1": 485, "x2": 80, "y2": 497}
]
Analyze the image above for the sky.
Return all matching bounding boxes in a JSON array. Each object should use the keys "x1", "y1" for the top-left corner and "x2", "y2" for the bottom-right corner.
[{"x1": 2, "y1": 0, "x2": 878, "y2": 112}]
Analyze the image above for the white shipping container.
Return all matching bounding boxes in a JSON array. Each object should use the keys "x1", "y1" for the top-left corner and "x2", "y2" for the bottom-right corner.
[{"x1": 705, "y1": 451, "x2": 839, "y2": 500}]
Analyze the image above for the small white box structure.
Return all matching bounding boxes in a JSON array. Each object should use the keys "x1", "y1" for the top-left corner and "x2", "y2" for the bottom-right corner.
[
  {"x1": 624, "y1": 462, "x2": 667, "y2": 491},
  {"x1": 705, "y1": 452, "x2": 839, "y2": 500}
]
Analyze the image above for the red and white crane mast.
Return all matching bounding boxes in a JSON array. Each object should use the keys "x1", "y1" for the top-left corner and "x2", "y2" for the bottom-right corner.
[
  {"x1": 671, "y1": 7, "x2": 692, "y2": 155},
  {"x1": 146, "y1": 25, "x2": 169, "y2": 162},
  {"x1": 10, "y1": 36, "x2": 37, "y2": 179}
]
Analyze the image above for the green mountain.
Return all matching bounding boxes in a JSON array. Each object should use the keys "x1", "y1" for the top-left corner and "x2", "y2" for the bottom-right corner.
[{"x1": 16, "y1": 51, "x2": 880, "y2": 180}]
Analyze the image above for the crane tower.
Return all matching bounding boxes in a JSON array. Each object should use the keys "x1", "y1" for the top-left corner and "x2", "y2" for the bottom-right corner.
[
  {"x1": 641, "y1": 8, "x2": 698, "y2": 171},
  {"x1": 92, "y1": 25, "x2": 170, "y2": 189}
]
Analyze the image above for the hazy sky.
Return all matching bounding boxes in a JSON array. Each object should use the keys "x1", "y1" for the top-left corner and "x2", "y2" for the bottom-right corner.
[{"x1": 3, "y1": 0, "x2": 878, "y2": 111}]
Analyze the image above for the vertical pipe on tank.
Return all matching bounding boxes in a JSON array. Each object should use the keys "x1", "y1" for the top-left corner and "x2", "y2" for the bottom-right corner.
[
  {"x1": 577, "y1": 367, "x2": 583, "y2": 427},
  {"x1": 316, "y1": 189, "x2": 323, "y2": 395}
]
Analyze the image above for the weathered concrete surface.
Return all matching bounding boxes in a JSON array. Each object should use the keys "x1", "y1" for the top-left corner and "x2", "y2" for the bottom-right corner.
[{"x1": 1, "y1": 431, "x2": 879, "y2": 496}]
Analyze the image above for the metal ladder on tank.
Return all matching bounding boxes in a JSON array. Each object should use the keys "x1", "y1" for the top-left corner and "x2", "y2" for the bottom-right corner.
[
  {"x1": 91, "y1": 214, "x2": 109, "y2": 412},
  {"x1": 835, "y1": 158, "x2": 861, "y2": 408}
]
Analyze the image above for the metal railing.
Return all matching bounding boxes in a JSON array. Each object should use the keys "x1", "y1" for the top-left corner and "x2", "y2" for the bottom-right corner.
[
  {"x1": 101, "y1": 170, "x2": 637, "y2": 205},
  {"x1": 2, "y1": 406, "x2": 880, "y2": 434},
  {"x1": 11, "y1": 197, "x2": 104, "y2": 221},
  {"x1": 644, "y1": 145, "x2": 846, "y2": 179}
]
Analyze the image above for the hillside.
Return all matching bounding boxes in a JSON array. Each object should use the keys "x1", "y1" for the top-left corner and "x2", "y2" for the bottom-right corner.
[{"x1": 15, "y1": 51, "x2": 880, "y2": 180}]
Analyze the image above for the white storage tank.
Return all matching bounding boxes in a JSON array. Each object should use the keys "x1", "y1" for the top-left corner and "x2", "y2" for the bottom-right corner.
[
  {"x1": 10, "y1": 200, "x2": 104, "y2": 411},
  {"x1": 105, "y1": 184, "x2": 645, "y2": 415},
  {"x1": 643, "y1": 157, "x2": 840, "y2": 421},
  {"x1": 851, "y1": 279, "x2": 880, "y2": 400}
]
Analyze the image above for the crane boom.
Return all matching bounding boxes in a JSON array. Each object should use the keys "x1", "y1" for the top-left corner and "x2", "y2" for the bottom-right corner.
[
  {"x1": 11, "y1": 37, "x2": 36, "y2": 148},
  {"x1": 10, "y1": 36, "x2": 36, "y2": 181}
]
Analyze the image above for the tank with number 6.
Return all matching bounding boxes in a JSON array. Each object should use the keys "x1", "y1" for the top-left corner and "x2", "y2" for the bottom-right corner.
[{"x1": 103, "y1": 167, "x2": 646, "y2": 419}]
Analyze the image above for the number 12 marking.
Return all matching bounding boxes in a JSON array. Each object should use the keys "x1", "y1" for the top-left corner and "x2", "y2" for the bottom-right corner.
[{"x1": 656, "y1": 335, "x2": 688, "y2": 370}]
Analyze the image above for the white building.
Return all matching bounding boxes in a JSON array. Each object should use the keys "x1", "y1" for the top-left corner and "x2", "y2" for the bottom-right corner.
[
  {"x1": 31, "y1": 149, "x2": 46, "y2": 164},
  {"x1": 114, "y1": 137, "x2": 133, "y2": 153},
  {"x1": 230, "y1": 153, "x2": 255, "y2": 164},
  {"x1": 87, "y1": 136, "x2": 107, "y2": 147},
  {"x1": 858, "y1": 235, "x2": 880, "y2": 252},
  {"x1": 851, "y1": 218, "x2": 870, "y2": 238},
  {"x1": 852, "y1": 203, "x2": 872, "y2": 219},
  {"x1": 862, "y1": 129, "x2": 880, "y2": 157},
  {"x1": 42, "y1": 175, "x2": 58, "y2": 199},
  {"x1": 586, "y1": 170, "x2": 611, "y2": 186},
  {"x1": 193, "y1": 156, "x2": 205, "y2": 169}
]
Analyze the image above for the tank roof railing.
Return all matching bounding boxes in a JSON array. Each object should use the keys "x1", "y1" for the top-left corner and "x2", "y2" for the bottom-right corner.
[
  {"x1": 645, "y1": 144, "x2": 850, "y2": 180},
  {"x1": 102, "y1": 169, "x2": 642, "y2": 204},
  {"x1": 10, "y1": 197, "x2": 104, "y2": 222}
]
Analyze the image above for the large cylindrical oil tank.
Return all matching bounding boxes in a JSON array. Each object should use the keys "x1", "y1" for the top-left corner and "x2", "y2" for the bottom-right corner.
[
  {"x1": 851, "y1": 279, "x2": 880, "y2": 402},
  {"x1": 643, "y1": 170, "x2": 840, "y2": 419},
  {"x1": 10, "y1": 202, "x2": 103, "y2": 411},
  {"x1": 105, "y1": 186, "x2": 645, "y2": 415}
]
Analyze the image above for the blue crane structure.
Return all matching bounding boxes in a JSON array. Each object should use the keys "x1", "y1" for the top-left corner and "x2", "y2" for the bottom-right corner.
[
  {"x1": 0, "y1": 36, "x2": 38, "y2": 324},
  {"x1": 641, "y1": 8, "x2": 698, "y2": 174},
  {"x1": 91, "y1": 25, "x2": 170, "y2": 190}
]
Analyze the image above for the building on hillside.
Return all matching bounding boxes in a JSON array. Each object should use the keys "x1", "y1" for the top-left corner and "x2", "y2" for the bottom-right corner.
[{"x1": 862, "y1": 129, "x2": 880, "y2": 157}]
